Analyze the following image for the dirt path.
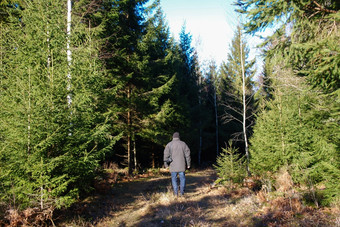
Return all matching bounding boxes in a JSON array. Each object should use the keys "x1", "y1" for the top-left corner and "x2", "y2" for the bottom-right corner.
[
  {"x1": 102, "y1": 169, "x2": 218, "y2": 226},
  {"x1": 58, "y1": 169, "x2": 227, "y2": 226},
  {"x1": 58, "y1": 169, "x2": 338, "y2": 227}
]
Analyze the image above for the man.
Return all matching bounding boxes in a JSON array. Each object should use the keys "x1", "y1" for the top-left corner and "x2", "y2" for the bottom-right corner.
[{"x1": 164, "y1": 132, "x2": 191, "y2": 196}]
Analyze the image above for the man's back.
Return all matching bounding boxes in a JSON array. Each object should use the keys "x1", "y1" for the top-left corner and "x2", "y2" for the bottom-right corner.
[
  {"x1": 164, "y1": 132, "x2": 191, "y2": 196},
  {"x1": 164, "y1": 137, "x2": 190, "y2": 172}
]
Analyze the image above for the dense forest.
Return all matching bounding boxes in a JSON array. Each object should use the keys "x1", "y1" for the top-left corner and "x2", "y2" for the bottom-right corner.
[{"x1": 0, "y1": 0, "x2": 339, "y2": 225}]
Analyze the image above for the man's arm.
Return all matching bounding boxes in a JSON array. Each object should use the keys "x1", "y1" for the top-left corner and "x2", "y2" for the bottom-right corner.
[
  {"x1": 163, "y1": 144, "x2": 170, "y2": 167},
  {"x1": 184, "y1": 144, "x2": 191, "y2": 168}
]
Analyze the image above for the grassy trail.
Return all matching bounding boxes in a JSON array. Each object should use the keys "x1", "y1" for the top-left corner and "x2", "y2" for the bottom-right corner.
[{"x1": 58, "y1": 169, "x2": 338, "y2": 227}]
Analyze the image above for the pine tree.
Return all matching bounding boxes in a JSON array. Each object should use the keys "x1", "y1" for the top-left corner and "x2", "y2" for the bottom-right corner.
[
  {"x1": 194, "y1": 52, "x2": 205, "y2": 166},
  {"x1": 1, "y1": 0, "x2": 72, "y2": 210},
  {"x1": 97, "y1": 0, "x2": 201, "y2": 170}
]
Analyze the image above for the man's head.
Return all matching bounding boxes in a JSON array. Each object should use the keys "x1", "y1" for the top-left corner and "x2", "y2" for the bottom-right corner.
[{"x1": 173, "y1": 132, "x2": 180, "y2": 139}]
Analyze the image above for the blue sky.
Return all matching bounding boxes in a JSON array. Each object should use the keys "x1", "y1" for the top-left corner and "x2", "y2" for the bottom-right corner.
[
  {"x1": 160, "y1": 0, "x2": 239, "y2": 66},
  {"x1": 159, "y1": 0, "x2": 264, "y2": 72}
]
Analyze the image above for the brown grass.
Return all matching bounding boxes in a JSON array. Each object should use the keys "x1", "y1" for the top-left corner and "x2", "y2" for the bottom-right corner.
[
  {"x1": 48, "y1": 168, "x2": 339, "y2": 226},
  {"x1": 276, "y1": 167, "x2": 294, "y2": 193},
  {"x1": 4, "y1": 207, "x2": 55, "y2": 227}
]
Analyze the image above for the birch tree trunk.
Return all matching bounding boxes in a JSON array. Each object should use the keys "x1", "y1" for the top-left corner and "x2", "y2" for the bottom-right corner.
[
  {"x1": 198, "y1": 76, "x2": 202, "y2": 166},
  {"x1": 67, "y1": 0, "x2": 72, "y2": 106},
  {"x1": 28, "y1": 69, "x2": 31, "y2": 154},
  {"x1": 239, "y1": 31, "x2": 250, "y2": 176}
]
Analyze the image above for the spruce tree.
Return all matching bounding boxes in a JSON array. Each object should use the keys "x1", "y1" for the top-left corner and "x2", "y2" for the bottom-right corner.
[
  {"x1": 250, "y1": 56, "x2": 340, "y2": 204},
  {"x1": 215, "y1": 141, "x2": 247, "y2": 184},
  {"x1": 0, "y1": 0, "x2": 112, "y2": 213},
  {"x1": 172, "y1": 25, "x2": 201, "y2": 157},
  {"x1": 0, "y1": 0, "x2": 23, "y2": 23},
  {"x1": 236, "y1": 0, "x2": 339, "y2": 92},
  {"x1": 136, "y1": 3, "x2": 179, "y2": 168},
  {"x1": 99, "y1": 0, "x2": 150, "y2": 174},
  {"x1": 204, "y1": 61, "x2": 220, "y2": 159},
  {"x1": 237, "y1": 0, "x2": 339, "y2": 204}
]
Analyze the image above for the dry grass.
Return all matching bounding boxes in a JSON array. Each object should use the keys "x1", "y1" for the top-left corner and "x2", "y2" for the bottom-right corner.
[
  {"x1": 275, "y1": 167, "x2": 294, "y2": 193},
  {"x1": 3, "y1": 207, "x2": 55, "y2": 227},
  {"x1": 52, "y1": 168, "x2": 338, "y2": 227}
]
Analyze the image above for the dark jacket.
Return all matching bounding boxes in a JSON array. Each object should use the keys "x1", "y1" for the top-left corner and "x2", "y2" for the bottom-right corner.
[{"x1": 163, "y1": 138, "x2": 191, "y2": 172}]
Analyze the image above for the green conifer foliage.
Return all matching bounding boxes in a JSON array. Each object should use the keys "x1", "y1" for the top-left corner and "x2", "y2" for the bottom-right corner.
[
  {"x1": 173, "y1": 25, "x2": 201, "y2": 152},
  {"x1": 250, "y1": 59, "x2": 339, "y2": 204},
  {"x1": 1, "y1": 0, "x2": 70, "y2": 209},
  {"x1": 236, "y1": 0, "x2": 339, "y2": 92},
  {"x1": 0, "y1": 0, "x2": 112, "y2": 211},
  {"x1": 0, "y1": 0, "x2": 23, "y2": 23},
  {"x1": 214, "y1": 141, "x2": 247, "y2": 184},
  {"x1": 237, "y1": 0, "x2": 339, "y2": 204},
  {"x1": 194, "y1": 61, "x2": 219, "y2": 163},
  {"x1": 138, "y1": 6, "x2": 178, "y2": 145},
  {"x1": 137, "y1": 4, "x2": 204, "y2": 166},
  {"x1": 99, "y1": 0, "x2": 150, "y2": 174}
]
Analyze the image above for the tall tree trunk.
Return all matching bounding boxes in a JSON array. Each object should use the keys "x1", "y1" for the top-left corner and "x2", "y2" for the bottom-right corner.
[
  {"x1": 278, "y1": 89, "x2": 285, "y2": 158},
  {"x1": 240, "y1": 31, "x2": 250, "y2": 176},
  {"x1": 133, "y1": 138, "x2": 137, "y2": 172},
  {"x1": 198, "y1": 76, "x2": 202, "y2": 166},
  {"x1": 199, "y1": 123, "x2": 202, "y2": 166},
  {"x1": 152, "y1": 152, "x2": 155, "y2": 169},
  {"x1": 67, "y1": 0, "x2": 72, "y2": 106},
  {"x1": 47, "y1": 23, "x2": 51, "y2": 71},
  {"x1": 1, "y1": 23, "x2": 2, "y2": 87},
  {"x1": 40, "y1": 158, "x2": 44, "y2": 210},
  {"x1": 28, "y1": 69, "x2": 31, "y2": 154},
  {"x1": 214, "y1": 87, "x2": 219, "y2": 158},
  {"x1": 127, "y1": 85, "x2": 132, "y2": 175}
]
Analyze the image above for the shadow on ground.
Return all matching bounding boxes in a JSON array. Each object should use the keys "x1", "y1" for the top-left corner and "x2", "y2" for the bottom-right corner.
[
  {"x1": 135, "y1": 194, "x2": 233, "y2": 227},
  {"x1": 54, "y1": 169, "x2": 217, "y2": 225},
  {"x1": 135, "y1": 189, "x2": 335, "y2": 227},
  {"x1": 55, "y1": 168, "x2": 336, "y2": 226}
]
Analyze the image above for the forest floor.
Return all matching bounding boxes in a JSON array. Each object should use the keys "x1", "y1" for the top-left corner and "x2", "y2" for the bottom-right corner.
[{"x1": 56, "y1": 168, "x2": 339, "y2": 227}]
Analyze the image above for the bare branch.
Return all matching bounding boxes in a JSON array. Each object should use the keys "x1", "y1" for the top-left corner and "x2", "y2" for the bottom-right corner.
[
  {"x1": 221, "y1": 113, "x2": 243, "y2": 124},
  {"x1": 312, "y1": 1, "x2": 337, "y2": 14},
  {"x1": 220, "y1": 102, "x2": 243, "y2": 116}
]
